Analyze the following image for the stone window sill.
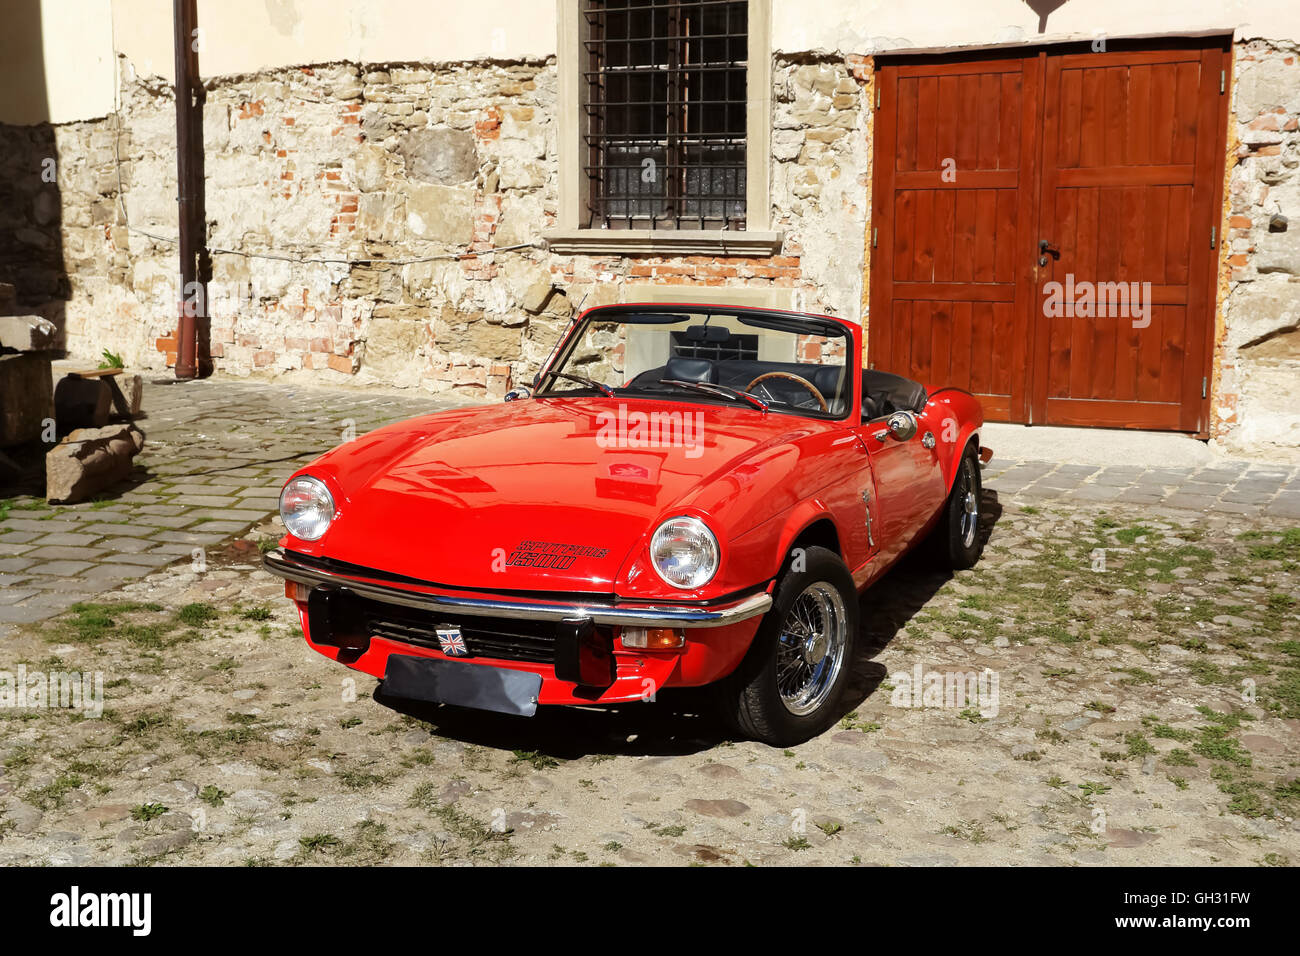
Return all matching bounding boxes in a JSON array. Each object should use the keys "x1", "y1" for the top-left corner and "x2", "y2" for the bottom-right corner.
[{"x1": 543, "y1": 229, "x2": 785, "y2": 257}]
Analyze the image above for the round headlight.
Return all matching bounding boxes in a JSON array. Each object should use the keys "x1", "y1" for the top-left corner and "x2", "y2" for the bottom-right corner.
[
  {"x1": 280, "y1": 476, "x2": 335, "y2": 541},
  {"x1": 650, "y1": 516, "x2": 720, "y2": 590}
]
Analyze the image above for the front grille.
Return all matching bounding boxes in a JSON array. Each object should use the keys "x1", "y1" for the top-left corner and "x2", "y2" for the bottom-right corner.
[
  {"x1": 366, "y1": 604, "x2": 555, "y2": 664},
  {"x1": 344, "y1": 592, "x2": 610, "y2": 666}
]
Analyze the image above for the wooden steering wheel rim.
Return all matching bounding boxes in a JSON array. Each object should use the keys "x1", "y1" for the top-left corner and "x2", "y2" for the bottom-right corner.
[{"x1": 744, "y1": 371, "x2": 829, "y2": 412}]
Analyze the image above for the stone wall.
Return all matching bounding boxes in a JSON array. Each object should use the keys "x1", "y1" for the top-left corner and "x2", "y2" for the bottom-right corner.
[
  {"x1": 0, "y1": 122, "x2": 75, "y2": 331},
  {"x1": 1218, "y1": 39, "x2": 1300, "y2": 459},
  {"x1": 7, "y1": 53, "x2": 870, "y2": 405},
  {"x1": 3, "y1": 43, "x2": 1297, "y2": 456}
]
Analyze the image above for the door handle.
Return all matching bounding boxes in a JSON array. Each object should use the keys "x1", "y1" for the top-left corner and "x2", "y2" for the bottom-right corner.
[{"x1": 1038, "y1": 238, "x2": 1060, "y2": 267}]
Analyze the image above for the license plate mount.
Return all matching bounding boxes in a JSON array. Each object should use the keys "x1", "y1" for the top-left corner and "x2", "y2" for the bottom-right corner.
[{"x1": 382, "y1": 654, "x2": 541, "y2": 717}]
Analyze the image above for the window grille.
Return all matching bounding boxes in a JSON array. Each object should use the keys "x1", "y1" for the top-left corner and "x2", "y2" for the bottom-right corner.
[{"x1": 582, "y1": 0, "x2": 748, "y2": 230}]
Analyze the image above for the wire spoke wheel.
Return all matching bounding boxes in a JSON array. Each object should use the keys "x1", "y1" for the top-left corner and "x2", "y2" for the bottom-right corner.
[
  {"x1": 958, "y1": 456, "x2": 979, "y2": 549},
  {"x1": 774, "y1": 582, "x2": 848, "y2": 716}
]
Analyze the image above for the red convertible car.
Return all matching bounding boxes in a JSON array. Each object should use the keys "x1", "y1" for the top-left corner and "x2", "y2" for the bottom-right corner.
[{"x1": 266, "y1": 304, "x2": 987, "y2": 745}]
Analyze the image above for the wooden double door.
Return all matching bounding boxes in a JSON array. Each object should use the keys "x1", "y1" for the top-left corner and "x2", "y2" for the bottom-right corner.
[{"x1": 868, "y1": 37, "x2": 1230, "y2": 432}]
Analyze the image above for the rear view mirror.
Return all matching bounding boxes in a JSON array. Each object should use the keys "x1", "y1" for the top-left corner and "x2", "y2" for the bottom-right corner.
[{"x1": 683, "y1": 324, "x2": 732, "y2": 344}]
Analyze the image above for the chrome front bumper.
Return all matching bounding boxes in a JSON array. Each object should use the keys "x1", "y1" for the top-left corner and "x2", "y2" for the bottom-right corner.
[{"x1": 263, "y1": 549, "x2": 772, "y2": 629}]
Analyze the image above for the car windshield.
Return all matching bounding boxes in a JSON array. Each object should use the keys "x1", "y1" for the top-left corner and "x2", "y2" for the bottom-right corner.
[{"x1": 535, "y1": 308, "x2": 851, "y2": 420}]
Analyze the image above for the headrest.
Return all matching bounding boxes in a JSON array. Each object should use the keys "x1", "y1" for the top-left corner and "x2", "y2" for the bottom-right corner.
[
  {"x1": 664, "y1": 357, "x2": 716, "y2": 384},
  {"x1": 810, "y1": 365, "x2": 843, "y2": 397}
]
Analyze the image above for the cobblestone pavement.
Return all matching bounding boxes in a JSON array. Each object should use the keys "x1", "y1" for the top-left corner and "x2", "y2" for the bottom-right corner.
[
  {"x1": 1, "y1": 380, "x2": 1298, "y2": 866},
  {"x1": 0, "y1": 380, "x2": 447, "y2": 634},
  {"x1": 986, "y1": 457, "x2": 1300, "y2": 521},
  {"x1": 0, "y1": 501, "x2": 1296, "y2": 866}
]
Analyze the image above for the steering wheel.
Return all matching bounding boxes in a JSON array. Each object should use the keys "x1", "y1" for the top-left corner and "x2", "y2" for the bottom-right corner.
[{"x1": 744, "y1": 371, "x2": 829, "y2": 412}]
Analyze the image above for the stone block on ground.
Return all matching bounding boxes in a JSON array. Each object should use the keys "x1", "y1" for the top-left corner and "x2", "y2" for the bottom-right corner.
[
  {"x1": 121, "y1": 373, "x2": 143, "y2": 416},
  {"x1": 0, "y1": 353, "x2": 55, "y2": 446},
  {"x1": 46, "y1": 424, "x2": 145, "y2": 504},
  {"x1": 54, "y1": 375, "x2": 111, "y2": 429}
]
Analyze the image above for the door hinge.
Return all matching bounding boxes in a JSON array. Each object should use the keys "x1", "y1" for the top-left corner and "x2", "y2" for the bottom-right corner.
[
  {"x1": 872, "y1": 226, "x2": 878, "y2": 248},
  {"x1": 1202, "y1": 376, "x2": 1208, "y2": 399},
  {"x1": 875, "y1": 86, "x2": 881, "y2": 109},
  {"x1": 1210, "y1": 226, "x2": 1216, "y2": 249},
  {"x1": 1220, "y1": 69, "x2": 1225, "y2": 94}
]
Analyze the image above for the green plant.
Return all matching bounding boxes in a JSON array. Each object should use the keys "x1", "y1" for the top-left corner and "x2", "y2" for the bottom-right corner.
[
  {"x1": 131, "y1": 802, "x2": 168, "y2": 822},
  {"x1": 98, "y1": 348, "x2": 125, "y2": 370},
  {"x1": 299, "y1": 833, "x2": 341, "y2": 853},
  {"x1": 177, "y1": 603, "x2": 219, "y2": 627},
  {"x1": 510, "y1": 750, "x2": 560, "y2": 771}
]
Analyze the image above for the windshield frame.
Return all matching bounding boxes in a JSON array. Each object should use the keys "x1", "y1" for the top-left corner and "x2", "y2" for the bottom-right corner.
[{"x1": 533, "y1": 306, "x2": 858, "y2": 423}]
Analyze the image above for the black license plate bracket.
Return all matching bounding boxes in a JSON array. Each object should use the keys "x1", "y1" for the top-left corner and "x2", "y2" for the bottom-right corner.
[{"x1": 382, "y1": 654, "x2": 542, "y2": 717}]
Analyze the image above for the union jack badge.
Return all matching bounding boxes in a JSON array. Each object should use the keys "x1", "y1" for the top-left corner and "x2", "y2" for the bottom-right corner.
[{"x1": 436, "y1": 627, "x2": 467, "y2": 657}]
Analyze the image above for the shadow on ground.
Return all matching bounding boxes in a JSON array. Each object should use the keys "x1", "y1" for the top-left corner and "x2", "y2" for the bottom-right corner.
[
  {"x1": 842, "y1": 487, "x2": 1004, "y2": 710},
  {"x1": 375, "y1": 488, "x2": 1006, "y2": 760}
]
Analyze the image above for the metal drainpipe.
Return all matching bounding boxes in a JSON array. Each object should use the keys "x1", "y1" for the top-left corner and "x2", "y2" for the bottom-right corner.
[{"x1": 172, "y1": 0, "x2": 207, "y2": 379}]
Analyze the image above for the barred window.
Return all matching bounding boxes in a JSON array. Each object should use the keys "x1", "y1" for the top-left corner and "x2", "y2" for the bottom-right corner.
[{"x1": 582, "y1": 0, "x2": 748, "y2": 230}]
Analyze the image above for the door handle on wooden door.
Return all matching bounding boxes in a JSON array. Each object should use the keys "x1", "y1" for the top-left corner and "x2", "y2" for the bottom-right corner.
[{"x1": 1038, "y1": 238, "x2": 1060, "y2": 267}]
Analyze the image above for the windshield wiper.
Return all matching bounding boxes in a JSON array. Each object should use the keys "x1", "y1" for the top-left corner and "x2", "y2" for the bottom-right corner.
[
  {"x1": 658, "y1": 379, "x2": 768, "y2": 412},
  {"x1": 550, "y1": 372, "x2": 616, "y2": 397}
]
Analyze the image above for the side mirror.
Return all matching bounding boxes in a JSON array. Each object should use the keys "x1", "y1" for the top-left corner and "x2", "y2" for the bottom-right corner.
[
  {"x1": 886, "y1": 410, "x2": 918, "y2": 441},
  {"x1": 504, "y1": 387, "x2": 532, "y2": 403}
]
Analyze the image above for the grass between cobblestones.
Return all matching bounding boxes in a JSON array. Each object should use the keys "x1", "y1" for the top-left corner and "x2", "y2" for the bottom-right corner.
[{"x1": 0, "y1": 502, "x2": 1297, "y2": 866}]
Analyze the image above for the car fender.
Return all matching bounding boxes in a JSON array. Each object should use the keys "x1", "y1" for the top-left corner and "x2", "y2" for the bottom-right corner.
[
  {"x1": 924, "y1": 388, "x2": 984, "y2": 492},
  {"x1": 729, "y1": 495, "x2": 849, "y2": 586}
]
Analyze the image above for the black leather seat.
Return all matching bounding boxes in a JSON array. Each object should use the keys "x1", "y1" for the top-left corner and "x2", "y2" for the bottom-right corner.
[
  {"x1": 664, "y1": 356, "x2": 716, "y2": 384},
  {"x1": 810, "y1": 365, "x2": 846, "y2": 414},
  {"x1": 862, "y1": 370, "x2": 926, "y2": 419},
  {"x1": 713, "y1": 360, "x2": 846, "y2": 414},
  {"x1": 631, "y1": 357, "x2": 848, "y2": 415}
]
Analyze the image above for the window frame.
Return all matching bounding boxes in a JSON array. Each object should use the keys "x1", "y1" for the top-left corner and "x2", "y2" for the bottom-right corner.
[{"x1": 549, "y1": 0, "x2": 780, "y2": 255}]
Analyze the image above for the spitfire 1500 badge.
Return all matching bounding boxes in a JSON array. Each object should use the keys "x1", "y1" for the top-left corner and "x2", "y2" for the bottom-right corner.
[{"x1": 506, "y1": 540, "x2": 610, "y2": 571}]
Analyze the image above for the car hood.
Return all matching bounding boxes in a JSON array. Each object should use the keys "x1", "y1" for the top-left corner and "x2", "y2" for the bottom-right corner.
[{"x1": 286, "y1": 397, "x2": 849, "y2": 594}]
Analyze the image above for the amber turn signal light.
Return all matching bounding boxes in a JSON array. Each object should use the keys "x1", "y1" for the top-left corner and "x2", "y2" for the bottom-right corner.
[
  {"x1": 620, "y1": 627, "x2": 686, "y2": 650},
  {"x1": 284, "y1": 581, "x2": 312, "y2": 603}
]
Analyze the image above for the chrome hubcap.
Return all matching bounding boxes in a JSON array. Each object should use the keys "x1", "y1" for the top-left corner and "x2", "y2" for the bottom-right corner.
[
  {"x1": 959, "y1": 460, "x2": 979, "y2": 548},
  {"x1": 776, "y1": 583, "x2": 848, "y2": 716}
]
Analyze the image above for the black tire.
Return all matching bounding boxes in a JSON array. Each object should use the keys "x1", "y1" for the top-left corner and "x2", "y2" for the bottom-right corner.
[
  {"x1": 716, "y1": 546, "x2": 858, "y2": 746},
  {"x1": 931, "y1": 442, "x2": 984, "y2": 570}
]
